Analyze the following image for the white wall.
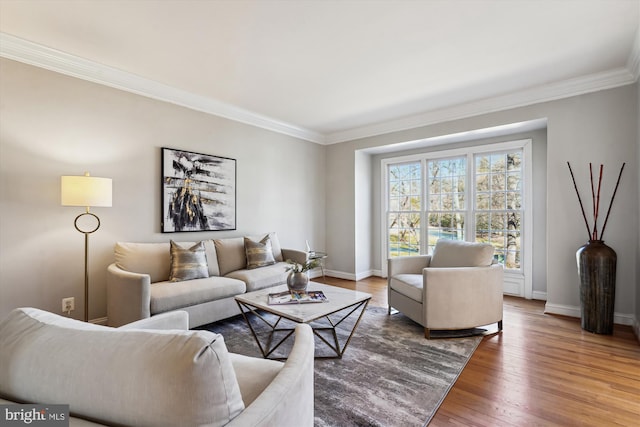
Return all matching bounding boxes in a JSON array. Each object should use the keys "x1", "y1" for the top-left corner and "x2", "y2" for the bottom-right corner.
[
  {"x1": 326, "y1": 84, "x2": 638, "y2": 324},
  {"x1": 0, "y1": 59, "x2": 326, "y2": 321},
  {"x1": 354, "y1": 150, "x2": 372, "y2": 279}
]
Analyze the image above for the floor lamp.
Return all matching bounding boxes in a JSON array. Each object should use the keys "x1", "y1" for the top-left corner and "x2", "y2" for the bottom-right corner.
[{"x1": 61, "y1": 172, "x2": 112, "y2": 322}]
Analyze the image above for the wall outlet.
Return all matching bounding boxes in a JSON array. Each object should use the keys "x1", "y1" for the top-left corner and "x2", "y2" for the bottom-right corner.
[{"x1": 62, "y1": 297, "x2": 75, "y2": 314}]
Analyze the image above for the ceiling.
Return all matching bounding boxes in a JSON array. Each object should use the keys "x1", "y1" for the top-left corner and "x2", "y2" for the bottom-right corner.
[{"x1": 1, "y1": 0, "x2": 639, "y2": 144}]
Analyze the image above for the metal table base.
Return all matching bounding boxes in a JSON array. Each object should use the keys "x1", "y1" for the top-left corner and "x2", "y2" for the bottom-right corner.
[{"x1": 236, "y1": 298, "x2": 370, "y2": 360}]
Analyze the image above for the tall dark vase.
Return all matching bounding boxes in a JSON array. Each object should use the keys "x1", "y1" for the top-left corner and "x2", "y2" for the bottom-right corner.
[{"x1": 576, "y1": 240, "x2": 616, "y2": 334}]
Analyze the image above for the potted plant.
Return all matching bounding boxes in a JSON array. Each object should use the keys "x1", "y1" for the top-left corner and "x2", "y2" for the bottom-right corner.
[{"x1": 285, "y1": 258, "x2": 321, "y2": 291}]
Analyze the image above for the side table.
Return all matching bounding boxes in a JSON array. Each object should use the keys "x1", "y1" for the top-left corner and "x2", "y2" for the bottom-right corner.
[{"x1": 308, "y1": 251, "x2": 328, "y2": 280}]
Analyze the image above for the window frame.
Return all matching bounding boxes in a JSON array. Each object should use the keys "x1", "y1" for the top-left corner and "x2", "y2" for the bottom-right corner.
[{"x1": 381, "y1": 139, "x2": 533, "y2": 298}]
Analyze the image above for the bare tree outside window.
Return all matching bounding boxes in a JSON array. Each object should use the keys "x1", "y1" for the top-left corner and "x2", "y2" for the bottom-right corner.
[
  {"x1": 475, "y1": 151, "x2": 522, "y2": 269},
  {"x1": 427, "y1": 157, "x2": 466, "y2": 253}
]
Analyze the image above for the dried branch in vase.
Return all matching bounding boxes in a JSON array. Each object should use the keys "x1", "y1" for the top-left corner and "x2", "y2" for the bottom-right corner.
[{"x1": 567, "y1": 162, "x2": 625, "y2": 241}]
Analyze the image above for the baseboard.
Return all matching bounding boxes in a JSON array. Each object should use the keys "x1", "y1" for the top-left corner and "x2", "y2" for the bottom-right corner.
[
  {"x1": 531, "y1": 291, "x2": 547, "y2": 301},
  {"x1": 90, "y1": 316, "x2": 108, "y2": 326},
  {"x1": 544, "y1": 303, "x2": 635, "y2": 326},
  {"x1": 370, "y1": 269, "x2": 384, "y2": 278},
  {"x1": 324, "y1": 270, "x2": 357, "y2": 281},
  {"x1": 308, "y1": 270, "x2": 323, "y2": 279},
  {"x1": 322, "y1": 269, "x2": 384, "y2": 281},
  {"x1": 544, "y1": 303, "x2": 580, "y2": 318}
]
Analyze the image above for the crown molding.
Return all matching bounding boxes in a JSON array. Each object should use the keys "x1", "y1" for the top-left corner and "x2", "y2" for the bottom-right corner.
[
  {"x1": 0, "y1": 33, "x2": 325, "y2": 144},
  {"x1": 1, "y1": 32, "x2": 637, "y2": 147},
  {"x1": 325, "y1": 66, "x2": 637, "y2": 144}
]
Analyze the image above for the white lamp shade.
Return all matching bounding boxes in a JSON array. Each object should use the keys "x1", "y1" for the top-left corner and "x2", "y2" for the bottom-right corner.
[{"x1": 61, "y1": 174, "x2": 112, "y2": 207}]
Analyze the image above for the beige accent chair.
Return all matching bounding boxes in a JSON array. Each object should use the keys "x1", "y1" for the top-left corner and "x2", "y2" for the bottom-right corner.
[
  {"x1": 388, "y1": 239, "x2": 504, "y2": 339},
  {"x1": 0, "y1": 308, "x2": 314, "y2": 427}
]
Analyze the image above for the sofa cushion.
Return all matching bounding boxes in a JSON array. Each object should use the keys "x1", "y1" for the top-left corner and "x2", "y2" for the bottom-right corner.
[
  {"x1": 214, "y1": 237, "x2": 247, "y2": 276},
  {"x1": 115, "y1": 240, "x2": 220, "y2": 282},
  {"x1": 169, "y1": 240, "x2": 209, "y2": 282},
  {"x1": 226, "y1": 262, "x2": 288, "y2": 292},
  {"x1": 389, "y1": 274, "x2": 423, "y2": 303},
  {"x1": 244, "y1": 236, "x2": 276, "y2": 270},
  {"x1": 150, "y1": 277, "x2": 246, "y2": 315},
  {"x1": 0, "y1": 308, "x2": 244, "y2": 427},
  {"x1": 228, "y1": 353, "x2": 283, "y2": 407},
  {"x1": 430, "y1": 239, "x2": 495, "y2": 268}
]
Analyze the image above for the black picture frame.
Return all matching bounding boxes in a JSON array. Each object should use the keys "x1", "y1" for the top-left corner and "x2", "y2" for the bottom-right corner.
[{"x1": 161, "y1": 147, "x2": 236, "y2": 233}]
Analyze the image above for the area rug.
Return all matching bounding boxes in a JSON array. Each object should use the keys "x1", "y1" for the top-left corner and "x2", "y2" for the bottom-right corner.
[{"x1": 201, "y1": 306, "x2": 482, "y2": 426}]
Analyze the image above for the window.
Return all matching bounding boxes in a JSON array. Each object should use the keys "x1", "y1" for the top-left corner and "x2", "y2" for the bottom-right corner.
[
  {"x1": 474, "y1": 152, "x2": 523, "y2": 269},
  {"x1": 383, "y1": 139, "x2": 532, "y2": 297},
  {"x1": 387, "y1": 162, "x2": 421, "y2": 257},
  {"x1": 427, "y1": 157, "x2": 466, "y2": 253}
]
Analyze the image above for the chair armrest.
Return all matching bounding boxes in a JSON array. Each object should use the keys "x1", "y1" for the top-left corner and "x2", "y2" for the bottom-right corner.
[
  {"x1": 388, "y1": 255, "x2": 431, "y2": 276},
  {"x1": 226, "y1": 324, "x2": 315, "y2": 427},
  {"x1": 281, "y1": 248, "x2": 308, "y2": 265},
  {"x1": 106, "y1": 263, "x2": 151, "y2": 327},
  {"x1": 423, "y1": 264, "x2": 504, "y2": 328},
  {"x1": 118, "y1": 310, "x2": 189, "y2": 331}
]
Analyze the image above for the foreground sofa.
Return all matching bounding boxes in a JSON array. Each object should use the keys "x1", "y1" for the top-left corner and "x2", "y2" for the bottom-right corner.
[
  {"x1": 107, "y1": 232, "x2": 307, "y2": 327},
  {"x1": 0, "y1": 308, "x2": 314, "y2": 427}
]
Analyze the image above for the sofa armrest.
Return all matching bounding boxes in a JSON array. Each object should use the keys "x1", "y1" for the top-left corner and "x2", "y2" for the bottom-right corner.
[
  {"x1": 118, "y1": 310, "x2": 189, "y2": 331},
  {"x1": 106, "y1": 263, "x2": 151, "y2": 327},
  {"x1": 423, "y1": 264, "x2": 504, "y2": 328},
  {"x1": 388, "y1": 255, "x2": 431, "y2": 277},
  {"x1": 281, "y1": 248, "x2": 308, "y2": 265},
  {"x1": 226, "y1": 324, "x2": 314, "y2": 427}
]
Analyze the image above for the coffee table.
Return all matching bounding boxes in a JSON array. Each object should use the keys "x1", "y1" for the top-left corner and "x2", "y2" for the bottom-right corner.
[{"x1": 235, "y1": 282, "x2": 371, "y2": 359}]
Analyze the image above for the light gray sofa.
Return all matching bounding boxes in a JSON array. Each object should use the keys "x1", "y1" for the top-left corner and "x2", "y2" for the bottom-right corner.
[
  {"x1": 0, "y1": 308, "x2": 315, "y2": 427},
  {"x1": 107, "y1": 232, "x2": 307, "y2": 328}
]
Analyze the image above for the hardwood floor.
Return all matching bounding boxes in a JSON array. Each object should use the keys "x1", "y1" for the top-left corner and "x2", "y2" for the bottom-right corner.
[{"x1": 317, "y1": 276, "x2": 640, "y2": 426}]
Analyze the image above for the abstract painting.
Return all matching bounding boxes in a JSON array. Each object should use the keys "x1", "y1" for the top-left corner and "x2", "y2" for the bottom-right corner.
[{"x1": 162, "y1": 147, "x2": 236, "y2": 232}]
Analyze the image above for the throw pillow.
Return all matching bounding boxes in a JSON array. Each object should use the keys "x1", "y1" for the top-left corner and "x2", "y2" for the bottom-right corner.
[
  {"x1": 244, "y1": 236, "x2": 276, "y2": 270},
  {"x1": 169, "y1": 240, "x2": 209, "y2": 282}
]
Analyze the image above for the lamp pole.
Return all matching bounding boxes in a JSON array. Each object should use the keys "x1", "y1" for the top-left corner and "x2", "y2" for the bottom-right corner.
[{"x1": 74, "y1": 208, "x2": 100, "y2": 322}]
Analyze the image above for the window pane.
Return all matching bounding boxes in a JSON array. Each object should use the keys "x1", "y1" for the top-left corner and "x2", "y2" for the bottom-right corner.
[
  {"x1": 429, "y1": 195, "x2": 440, "y2": 210},
  {"x1": 491, "y1": 154, "x2": 505, "y2": 172},
  {"x1": 476, "y1": 174, "x2": 489, "y2": 191},
  {"x1": 428, "y1": 213, "x2": 465, "y2": 251},
  {"x1": 476, "y1": 193, "x2": 489, "y2": 210},
  {"x1": 491, "y1": 174, "x2": 504, "y2": 191},
  {"x1": 429, "y1": 178, "x2": 441, "y2": 194},
  {"x1": 476, "y1": 156, "x2": 490, "y2": 173},
  {"x1": 389, "y1": 197, "x2": 399, "y2": 211},
  {"x1": 507, "y1": 153, "x2": 521, "y2": 171},
  {"x1": 506, "y1": 191, "x2": 521, "y2": 209},
  {"x1": 507, "y1": 173, "x2": 520, "y2": 191},
  {"x1": 491, "y1": 192, "x2": 506, "y2": 210}
]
